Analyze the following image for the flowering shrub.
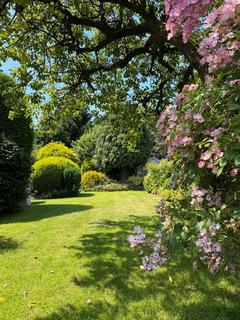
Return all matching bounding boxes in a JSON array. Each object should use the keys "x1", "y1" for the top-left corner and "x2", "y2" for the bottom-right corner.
[
  {"x1": 164, "y1": 0, "x2": 213, "y2": 43},
  {"x1": 128, "y1": 226, "x2": 169, "y2": 271},
  {"x1": 129, "y1": 0, "x2": 240, "y2": 275}
]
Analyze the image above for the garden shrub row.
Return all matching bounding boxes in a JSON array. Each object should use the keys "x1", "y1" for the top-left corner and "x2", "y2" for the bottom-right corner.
[
  {"x1": 32, "y1": 143, "x2": 146, "y2": 197},
  {"x1": 94, "y1": 183, "x2": 129, "y2": 192}
]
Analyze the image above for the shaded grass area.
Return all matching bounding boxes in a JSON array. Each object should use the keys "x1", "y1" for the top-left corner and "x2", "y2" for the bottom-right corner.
[{"x1": 0, "y1": 191, "x2": 239, "y2": 320}]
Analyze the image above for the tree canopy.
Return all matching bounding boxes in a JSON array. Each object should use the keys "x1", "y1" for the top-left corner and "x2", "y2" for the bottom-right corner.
[{"x1": 0, "y1": 0, "x2": 207, "y2": 117}]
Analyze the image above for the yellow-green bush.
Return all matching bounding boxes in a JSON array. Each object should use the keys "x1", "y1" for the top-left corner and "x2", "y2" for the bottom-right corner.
[
  {"x1": 36, "y1": 142, "x2": 78, "y2": 163},
  {"x1": 143, "y1": 159, "x2": 174, "y2": 193},
  {"x1": 158, "y1": 188, "x2": 186, "y2": 202},
  {"x1": 81, "y1": 170, "x2": 107, "y2": 190},
  {"x1": 32, "y1": 156, "x2": 80, "y2": 196}
]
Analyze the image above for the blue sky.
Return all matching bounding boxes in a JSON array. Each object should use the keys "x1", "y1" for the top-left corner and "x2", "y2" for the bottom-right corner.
[{"x1": 0, "y1": 58, "x2": 19, "y2": 75}]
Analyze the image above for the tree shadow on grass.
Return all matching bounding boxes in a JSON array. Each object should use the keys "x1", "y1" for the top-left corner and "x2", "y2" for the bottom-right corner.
[
  {"x1": 35, "y1": 215, "x2": 240, "y2": 320},
  {"x1": 0, "y1": 236, "x2": 19, "y2": 253},
  {"x1": 0, "y1": 203, "x2": 93, "y2": 224}
]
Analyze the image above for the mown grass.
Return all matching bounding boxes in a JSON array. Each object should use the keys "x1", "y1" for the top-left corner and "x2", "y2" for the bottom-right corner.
[{"x1": 0, "y1": 191, "x2": 239, "y2": 320}]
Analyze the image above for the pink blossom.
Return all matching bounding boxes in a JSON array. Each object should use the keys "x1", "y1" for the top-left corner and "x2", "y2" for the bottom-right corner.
[
  {"x1": 198, "y1": 160, "x2": 206, "y2": 168},
  {"x1": 193, "y1": 113, "x2": 205, "y2": 123},
  {"x1": 230, "y1": 167, "x2": 238, "y2": 176}
]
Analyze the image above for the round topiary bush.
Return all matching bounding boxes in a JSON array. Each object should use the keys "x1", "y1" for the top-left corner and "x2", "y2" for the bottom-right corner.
[
  {"x1": 32, "y1": 156, "x2": 80, "y2": 197},
  {"x1": 36, "y1": 142, "x2": 78, "y2": 163},
  {"x1": 81, "y1": 170, "x2": 107, "y2": 190}
]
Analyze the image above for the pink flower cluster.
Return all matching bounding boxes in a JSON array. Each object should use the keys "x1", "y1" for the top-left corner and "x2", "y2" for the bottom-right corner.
[
  {"x1": 164, "y1": 0, "x2": 213, "y2": 42},
  {"x1": 191, "y1": 186, "x2": 222, "y2": 208},
  {"x1": 228, "y1": 79, "x2": 240, "y2": 86},
  {"x1": 202, "y1": 127, "x2": 226, "y2": 138},
  {"x1": 156, "y1": 104, "x2": 178, "y2": 132},
  {"x1": 155, "y1": 199, "x2": 170, "y2": 216},
  {"x1": 128, "y1": 227, "x2": 169, "y2": 271},
  {"x1": 142, "y1": 249, "x2": 168, "y2": 271},
  {"x1": 196, "y1": 223, "x2": 222, "y2": 273},
  {"x1": 167, "y1": 136, "x2": 192, "y2": 157},
  {"x1": 199, "y1": 0, "x2": 240, "y2": 72},
  {"x1": 128, "y1": 226, "x2": 146, "y2": 248},
  {"x1": 198, "y1": 141, "x2": 224, "y2": 174},
  {"x1": 230, "y1": 167, "x2": 238, "y2": 176},
  {"x1": 176, "y1": 83, "x2": 199, "y2": 106},
  {"x1": 184, "y1": 109, "x2": 204, "y2": 123},
  {"x1": 156, "y1": 105, "x2": 192, "y2": 157}
]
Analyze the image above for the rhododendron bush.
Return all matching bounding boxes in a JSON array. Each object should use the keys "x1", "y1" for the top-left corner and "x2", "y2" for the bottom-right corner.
[{"x1": 129, "y1": 0, "x2": 240, "y2": 274}]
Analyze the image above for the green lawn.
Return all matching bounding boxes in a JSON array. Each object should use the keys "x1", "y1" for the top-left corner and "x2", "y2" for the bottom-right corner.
[{"x1": 0, "y1": 191, "x2": 239, "y2": 320}]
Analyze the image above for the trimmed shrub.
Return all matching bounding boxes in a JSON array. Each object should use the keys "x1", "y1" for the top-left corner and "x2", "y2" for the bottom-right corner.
[
  {"x1": 127, "y1": 176, "x2": 144, "y2": 189},
  {"x1": 63, "y1": 167, "x2": 81, "y2": 194},
  {"x1": 81, "y1": 170, "x2": 107, "y2": 190},
  {"x1": 144, "y1": 159, "x2": 174, "y2": 194},
  {"x1": 32, "y1": 156, "x2": 80, "y2": 197},
  {"x1": 36, "y1": 142, "x2": 78, "y2": 163},
  {"x1": 95, "y1": 183, "x2": 129, "y2": 192}
]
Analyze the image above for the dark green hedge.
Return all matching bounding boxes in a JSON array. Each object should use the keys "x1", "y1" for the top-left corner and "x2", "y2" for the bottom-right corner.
[{"x1": 0, "y1": 73, "x2": 33, "y2": 214}]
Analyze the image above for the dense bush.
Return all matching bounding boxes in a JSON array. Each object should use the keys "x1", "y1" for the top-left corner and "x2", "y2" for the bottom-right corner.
[
  {"x1": 143, "y1": 159, "x2": 174, "y2": 194},
  {"x1": 0, "y1": 137, "x2": 31, "y2": 214},
  {"x1": 80, "y1": 158, "x2": 92, "y2": 174},
  {"x1": 95, "y1": 183, "x2": 129, "y2": 192},
  {"x1": 129, "y1": 0, "x2": 240, "y2": 274},
  {"x1": 32, "y1": 156, "x2": 80, "y2": 197},
  {"x1": 0, "y1": 73, "x2": 33, "y2": 214},
  {"x1": 36, "y1": 142, "x2": 78, "y2": 163},
  {"x1": 63, "y1": 167, "x2": 81, "y2": 194},
  {"x1": 73, "y1": 121, "x2": 153, "y2": 180},
  {"x1": 93, "y1": 121, "x2": 152, "y2": 178},
  {"x1": 127, "y1": 176, "x2": 144, "y2": 189},
  {"x1": 81, "y1": 170, "x2": 107, "y2": 190},
  {"x1": 72, "y1": 126, "x2": 99, "y2": 165}
]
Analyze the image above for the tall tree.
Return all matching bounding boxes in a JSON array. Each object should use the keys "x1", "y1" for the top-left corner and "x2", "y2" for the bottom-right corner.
[{"x1": 0, "y1": 0, "x2": 206, "y2": 116}]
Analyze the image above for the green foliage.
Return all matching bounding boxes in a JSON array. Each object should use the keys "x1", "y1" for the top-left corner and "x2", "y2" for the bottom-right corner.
[
  {"x1": 0, "y1": 137, "x2": 31, "y2": 214},
  {"x1": 158, "y1": 188, "x2": 187, "y2": 202},
  {"x1": 95, "y1": 183, "x2": 129, "y2": 192},
  {"x1": 81, "y1": 170, "x2": 107, "y2": 190},
  {"x1": 72, "y1": 126, "x2": 99, "y2": 165},
  {"x1": 0, "y1": 72, "x2": 33, "y2": 214},
  {"x1": 80, "y1": 158, "x2": 92, "y2": 174},
  {"x1": 0, "y1": 1, "x2": 198, "y2": 121},
  {"x1": 36, "y1": 109, "x2": 91, "y2": 147},
  {"x1": 36, "y1": 142, "x2": 78, "y2": 163},
  {"x1": 127, "y1": 176, "x2": 144, "y2": 188},
  {"x1": 73, "y1": 120, "x2": 153, "y2": 178},
  {"x1": 144, "y1": 159, "x2": 174, "y2": 194},
  {"x1": 93, "y1": 121, "x2": 152, "y2": 173},
  {"x1": 32, "y1": 156, "x2": 80, "y2": 197},
  {"x1": 63, "y1": 167, "x2": 81, "y2": 194}
]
